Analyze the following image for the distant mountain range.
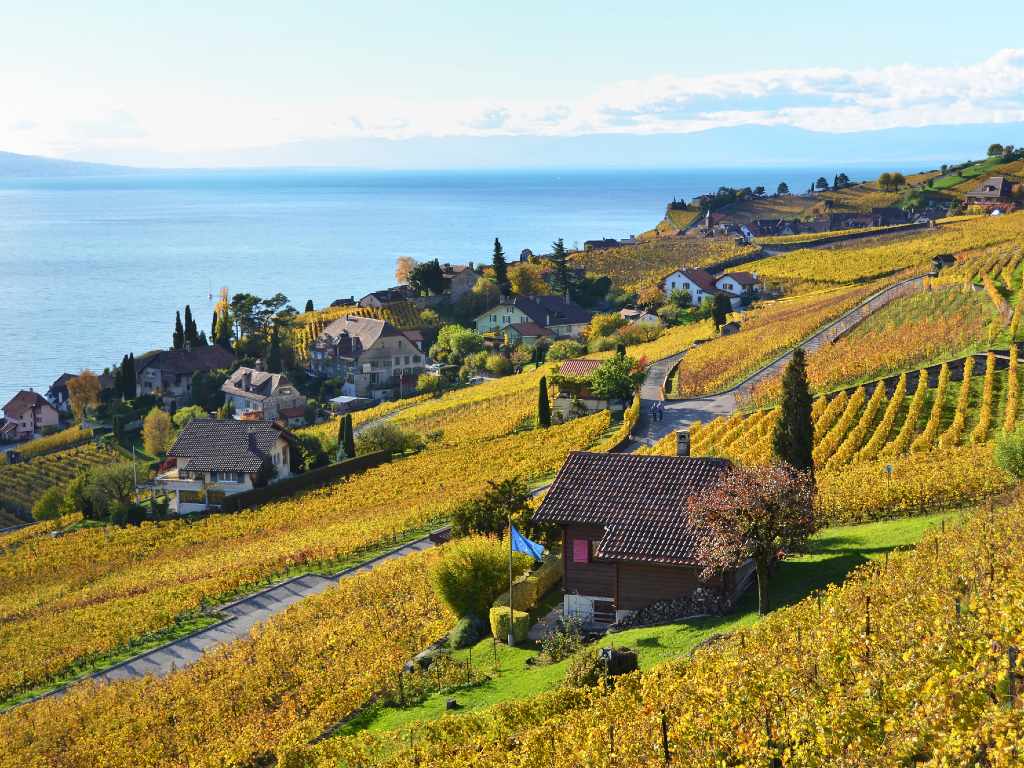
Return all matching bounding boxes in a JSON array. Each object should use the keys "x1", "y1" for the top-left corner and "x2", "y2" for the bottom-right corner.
[{"x1": 4, "y1": 121, "x2": 1024, "y2": 174}]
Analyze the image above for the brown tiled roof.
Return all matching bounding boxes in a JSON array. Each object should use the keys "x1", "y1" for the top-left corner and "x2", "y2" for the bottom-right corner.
[
  {"x1": 167, "y1": 418, "x2": 291, "y2": 473},
  {"x1": 3, "y1": 390, "x2": 55, "y2": 418},
  {"x1": 137, "y1": 345, "x2": 235, "y2": 376},
  {"x1": 533, "y1": 452, "x2": 731, "y2": 565},
  {"x1": 661, "y1": 267, "x2": 721, "y2": 295},
  {"x1": 557, "y1": 358, "x2": 603, "y2": 377},
  {"x1": 482, "y1": 295, "x2": 592, "y2": 327},
  {"x1": 221, "y1": 368, "x2": 294, "y2": 401},
  {"x1": 721, "y1": 271, "x2": 758, "y2": 286},
  {"x1": 506, "y1": 321, "x2": 555, "y2": 338}
]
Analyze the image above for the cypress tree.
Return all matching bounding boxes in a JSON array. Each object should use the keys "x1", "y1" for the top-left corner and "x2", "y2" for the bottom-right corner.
[
  {"x1": 711, "y1": 294, "x2": 731, "y2": 328},
  {"x1": 114, "y1": 357, "x2": 125, "y2": 399},
  {"x1": 304, "y1": 299, "x2": 314, "y2": 313},
  {"x1": 342, "y1": 414, "x2": 356, "y2": 460},
  {"x1": 173, "y1": 311, "x2": 185, "y2": 350},
  {"x1": 771, "y1": 347, "x2": 815, "y2": 473},
  {"x1": 336, "y1": 415, "x2": 346, "y2": 459},
  {"x1": 538, "y1": 376, "x2": 551, "y2": 428},
  {"x1": 124, "y1": 353, "x2": 137, "y2": 399},
  {"x1": 184, "y1": 305, "x2": 197, "y2": 347},
  {"x1": 211, "y1": 311, "x2": 219, "y2": 340},
  {"x1": 267, "y1": 325, "x2": 282, "y2": 373},
  {"x1": 492, "y1": 237, "x2": 510, "y2": 295}
]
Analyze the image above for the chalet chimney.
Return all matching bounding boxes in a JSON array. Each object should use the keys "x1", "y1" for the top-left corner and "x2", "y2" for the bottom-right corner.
[
  {"x1": 675, "y1": 429, "x2": 690, "y2": 457},
  {"x1": 242, "y1": 370, "x2": 252, "y2": 391},
  {"x1": 185, "y1": 340, "x2": 192, "y2": 352}
]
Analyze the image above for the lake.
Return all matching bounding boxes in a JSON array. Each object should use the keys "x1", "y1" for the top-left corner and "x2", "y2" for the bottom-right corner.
[{"x1": 0, "y1": 166, "x2": 893, "y2": 403}]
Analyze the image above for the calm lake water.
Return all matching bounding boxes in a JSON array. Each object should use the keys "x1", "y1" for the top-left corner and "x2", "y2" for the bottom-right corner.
[{"x1": 0, "y1": 166, "x2": 893, "y2": 403}]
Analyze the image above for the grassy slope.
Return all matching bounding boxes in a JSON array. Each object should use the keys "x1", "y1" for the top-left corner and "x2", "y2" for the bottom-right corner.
[{"x1": 351, "y1": 511, "x2": 955, "y2": 734}]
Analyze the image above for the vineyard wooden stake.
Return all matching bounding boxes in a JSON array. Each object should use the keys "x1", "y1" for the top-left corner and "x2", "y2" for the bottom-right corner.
[{"x1": 661, "y1": 710, "x2": 671, "y2": 763}]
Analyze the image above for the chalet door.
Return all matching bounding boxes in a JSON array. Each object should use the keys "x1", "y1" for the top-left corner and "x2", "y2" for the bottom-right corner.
[{"x1": 592, "y1": 600, "x2": 616, "y2": 624}]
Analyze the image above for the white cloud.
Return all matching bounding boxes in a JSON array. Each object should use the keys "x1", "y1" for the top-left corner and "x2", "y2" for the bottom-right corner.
[{"x1": 3, "y1": 49, "x2": 1024, "y2": 161}]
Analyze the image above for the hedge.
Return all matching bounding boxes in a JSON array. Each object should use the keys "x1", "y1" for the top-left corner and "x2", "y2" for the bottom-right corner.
[
  {"x1": 219, "y1": 451, "x2": 391, "y2": 512},
  {"x1": 492, "y1": 553, "x2": 562, "y2": 613},
  {"x1": 489, "y1": 606, "x2": 530, "y2": 644}
]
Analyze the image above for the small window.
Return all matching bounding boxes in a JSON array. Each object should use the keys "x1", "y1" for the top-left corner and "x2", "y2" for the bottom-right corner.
[{"x1": 572, "y1": 539, "x2": 589, "y2": 563}]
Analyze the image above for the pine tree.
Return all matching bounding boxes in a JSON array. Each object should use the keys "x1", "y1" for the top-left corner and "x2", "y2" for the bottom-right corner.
[
  {"x1": 538, "y1": 376, "x2": 551, "y2": 428},
  {"x1": 549, "y1": 238, "x2": 572, "y2": 299},
  {"x1": 342, "y1": 414, "x2": 356, "y2": 460},
  {"x1": 771, "y1": 347, "x2": 815, "y2": 473},
  {"x1": 197, "y1": 330, "x2": 208, "y2": 346},
  {"x1": 173, "y1": 311, "x2": 185, "y2": 350},
  {"x1": 267, "y1": 325, "x2": 282, "y2": 373},
  {"x1": 304, "y1": 299, "x2": 314, "y2": 313},
  {"x1": 492, "y1": 237, "x2": 510, "y2": 296}
]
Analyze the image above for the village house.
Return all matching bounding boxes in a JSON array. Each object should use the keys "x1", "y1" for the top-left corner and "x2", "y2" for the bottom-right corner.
[
  {"x1": 533, "y1": 449, "x2": 751, "y2": 626},
  {"x1": 502, "y1": 321, "x2": 555, "y2": 348},
  {"x1": 46, "y1": 371, "x2": 115, "y2": 413},
  {"x1": 870, "y1": 207, "x2": 908, "y2": 227},
  {"x1": 661, "y1": 268, "x2": 742, "y2": 308},
  {"x1": 439, "y1": 263, "x2": 481, "y2": 300},
  {"x1": 619, "y1": 308, "x2": 661, "y2": 326},
  {"x1": 307, "y1": 315, "x2": 426, "y2": 400},
  {"x1": 221, "y1": 367, "x2": 307, "y2": 426},
  {"x1": 358, "y1": 286, "x2": 417, "y2": 309},
  {"x1": 156, "y1": 419, "x2": 297, "y2": 514},
  {"x1": 713, "y1": 271, "x2": 762, "y2": 302},
  {"x1": 1, "y1": 390, "x2": 60, "y2": 441},
  {"x1": 475, "y1": 295, "x2": 592, "y2": 339},
  {"x1": 552, "y1": 359, "x2": 623, "y2": 420},
  {"x1": 965, "y1": 176, "x2": 1014, "y2": 207},
  {"x1": 135, "y1": 345, "x2": 236, "y2": 409}
]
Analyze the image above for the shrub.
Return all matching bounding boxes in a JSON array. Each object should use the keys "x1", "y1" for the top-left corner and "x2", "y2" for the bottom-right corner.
[
  {"x1": 448, "y1": 616, "x2": 486, "y2": 650},
  {"x1": 564, "y1": 646, "x2": 606, "y2": 688},
  {"x1": 355, "y1": 422, "x2": 424, "y2": 456},
  {"x1": 417, "y1": 373, "x2": 443, "y2": 395},
  {"x1": 110, "y1": 502, "x2": 148, "y2": 527},
  {"x1": 540, "y1": 616, "x2": 584, "y2": 663},
  {"x1": 617, "y1": 322, "x2": 663, "y2": 345},
  {"x1": 587, "y1": 335, "x2": 619, "y2": 353},
  {"x1": 546, "y1": 340, "x2": 586, "y2": 361},
  {"x1": 493, "y1": 553, "x2": 562, "y2": 612},
  {"x1": 994, "y1": 425, "x2": 1024, "y2": 479},
  {"x1": 430, "y1": 535, "x2": 529, "y2": 619},
  {"x1": 587, "y1": 313, "x2": 627, "y2": 339},
  {"x1": 31, "y1": 485, "x2": 65, "y2": 521},
  {"x1": 485, "y1": 354, "x2": 513, "y2": 376},
  {"x1": 172, "y1": 405, "x2": 207, "y2": 428},
  {"x1": 489, "y1": 606, "x2": 530, "y2": 644}
]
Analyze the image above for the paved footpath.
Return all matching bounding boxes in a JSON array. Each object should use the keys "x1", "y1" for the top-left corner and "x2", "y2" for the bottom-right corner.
[
  {"x1": 633, "y1": 274, "x2": 928, "y2": 447},
  {"x1": 34, "y1": 533, "x2": 442, "y2": 699}
]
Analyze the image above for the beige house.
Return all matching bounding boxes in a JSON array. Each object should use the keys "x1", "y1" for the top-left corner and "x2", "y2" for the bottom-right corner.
[
  {"x1": 1, "y1": 390, "x2": 60, "y2": 441},
  {"x1": 136, "y1": 345, "x2": 236, "y2": 409},
  {"x1": 157, "y1": 419, "x2": 296, "y2": 514},
  {"x1": 475, "y1": 295, "x2": 592, "y2": 339},
  {"x1": 440, "y1": 263, "x2": 481, "y2": 300},
  {"x1": 221, "y1": 368, "x2": 307, "y2": 426},
  {"x1": 307, "y1": 315, "x2": 426, "y2": 400}
]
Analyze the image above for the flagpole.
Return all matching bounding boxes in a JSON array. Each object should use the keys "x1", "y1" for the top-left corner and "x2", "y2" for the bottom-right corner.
[{"x1": 508, "y1": 510, "x2": 515, "y2": 646}]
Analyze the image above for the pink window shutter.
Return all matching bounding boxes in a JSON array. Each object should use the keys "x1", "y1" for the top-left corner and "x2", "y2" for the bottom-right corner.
[{"x1": 572, "y1": 539, "x2": 589, "y2": 563}]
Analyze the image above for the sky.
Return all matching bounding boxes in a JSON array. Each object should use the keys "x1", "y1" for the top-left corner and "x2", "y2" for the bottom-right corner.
[{"x1": 4, "y1": 1, "x2": 1024, "y2": 166}]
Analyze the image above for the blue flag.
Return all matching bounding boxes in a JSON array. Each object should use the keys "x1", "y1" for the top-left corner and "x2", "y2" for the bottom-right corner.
[{"x1": 510, "y1": 525, "x2": 545, "y2": 562}]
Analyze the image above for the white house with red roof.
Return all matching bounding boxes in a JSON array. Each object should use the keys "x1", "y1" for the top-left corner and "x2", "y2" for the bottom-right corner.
[{"x1": 1, "y1": 390, "x2": 60, "y2": 441}]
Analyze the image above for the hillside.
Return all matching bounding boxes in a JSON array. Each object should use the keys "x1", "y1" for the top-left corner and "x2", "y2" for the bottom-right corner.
[{"x1": 0, "y1": 151, "x2": 135, "y2": 178}]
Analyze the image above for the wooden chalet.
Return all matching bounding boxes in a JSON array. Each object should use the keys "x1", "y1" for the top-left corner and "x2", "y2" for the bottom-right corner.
[{"x1": 533, "y1": 449, "x2": 751, "y2": 626}]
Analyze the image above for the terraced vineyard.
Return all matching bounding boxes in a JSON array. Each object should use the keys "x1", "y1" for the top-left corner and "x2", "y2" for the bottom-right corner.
[{"x1": 0, "y1": 442, "x2": 118, "y2": 514}]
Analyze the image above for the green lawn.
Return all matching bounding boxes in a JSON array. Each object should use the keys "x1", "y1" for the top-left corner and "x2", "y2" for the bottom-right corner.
[
  {"x1": 351, "y1": 511, "x2": 957, "y2": 734},
  {"x1": 931, "y1": 156, "x2": 1005, "y2": 191}
]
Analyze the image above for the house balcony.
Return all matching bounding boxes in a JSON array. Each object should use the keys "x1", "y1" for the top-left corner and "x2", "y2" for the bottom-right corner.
[{"x1": 155, "y1": 469, "x2": 204, "y2": 492}]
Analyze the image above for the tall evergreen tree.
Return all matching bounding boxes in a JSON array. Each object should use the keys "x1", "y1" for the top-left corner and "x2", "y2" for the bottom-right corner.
[
  {"x1": 267, "y1": 325, "x2": 283, "y2": 373},
  {"x1": 215, "y1": 310, "x2": 233, "y2": 347},
  {"x1": 537, "y1": 376, "x2": 551, "y2": 428},
  {"x1": 342, "y1": 414, "x2": 356, "y2": 460},
  {"x1": 304, "y1": 299, "x2": 314, "y2": 313},
  {"x1": 211, "y1": 311, "x2": 219, "y2": 339},
  {"x1": 549, "y1": 238, "x2": 572, "y2": 299},
  {"x1": 114, "y1": 357, "x2": 125, "y2": 399},
  {"x1": 771, "y1": 348, "x2": 815, "y2": 474},
  {"x1": 711, "y1": 294, "x2": 731, "y2": 328},
  {"x1": 183, "y1": 305, "x2": 198, "y2": 347},
  {"x1": 173, "y1": 311, "x2": 185, "y2": 350},
  {"x1": 123, "y1": 353, "x2": 137, "y2": 399},
  {"x1": 492, "y1": 237, "x2": 510, "y2": 296}
]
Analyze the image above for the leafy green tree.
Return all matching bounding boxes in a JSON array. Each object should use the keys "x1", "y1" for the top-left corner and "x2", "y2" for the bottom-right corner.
[
  {"x1": 172, "y1": 404, "x2": 207, "y2": 428},
  {"x1": 815, "y1": 176, "x2": 829, "y2": 190},
  {"x1": 492, "y1": 237, "x2": 511, "y2": 296},
  {"x1": 429, "y1": 324, "x2": 485, "y2": 365},
  {"x1": 409, "y1": 259, "x2": 446, "y2": 295},
  {"x1": 451, "y1": 478, "x2": 532, "y2": 539},
  {"x1": 143, "y1": 407, "x2": 174, "y2": 456},
  {"x1": 546, "y1": 339, "x2": 586, "y2": 361},
  {"x1": 588, "y1": 354, "x2": 641, "y2": 401},
  {"x1": 711, "y1": 294, "x2": 732, "y2": 328},
  {"x1": 32, "y1": 485, "x2": 65, "y2": 521},
  {"x1": 771, "y1": 348, "x2": 815, "y2": 473},
  {"x1": 668, "y1": 288, "x2": 692, "y2": 308},
  {"x1": 304, "y1": 299, "x2": 314, "y2": 313},
  {"x1": 878, "y1": 172, "x2": 893, "y2": 191},
  {"x1": 776, "y1": 181, "x2": 789, "y2": 195},
  {"x1": 87, "y1": 462, "x2": 140, "y2": 519},
  {"x1": 355, "y1": 422, "x2": 424, "y2": 456},
  {"x1": 892, "y1": 172, "x2": 906, "y2": 189},
  {"x1": 537, "y1": 376, "x2": 551, "y2": 427},
  {"x1": 989, "y1": 143, "x2": 1005, "y2": 157},
  {"x1": 173, "y1": 311, "x2": 185, "y2": 350}
]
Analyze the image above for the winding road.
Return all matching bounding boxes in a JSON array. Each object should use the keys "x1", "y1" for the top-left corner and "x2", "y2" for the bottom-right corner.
[{"x1": 18, "y1": 274, "x2": 928, "y2": 705}]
